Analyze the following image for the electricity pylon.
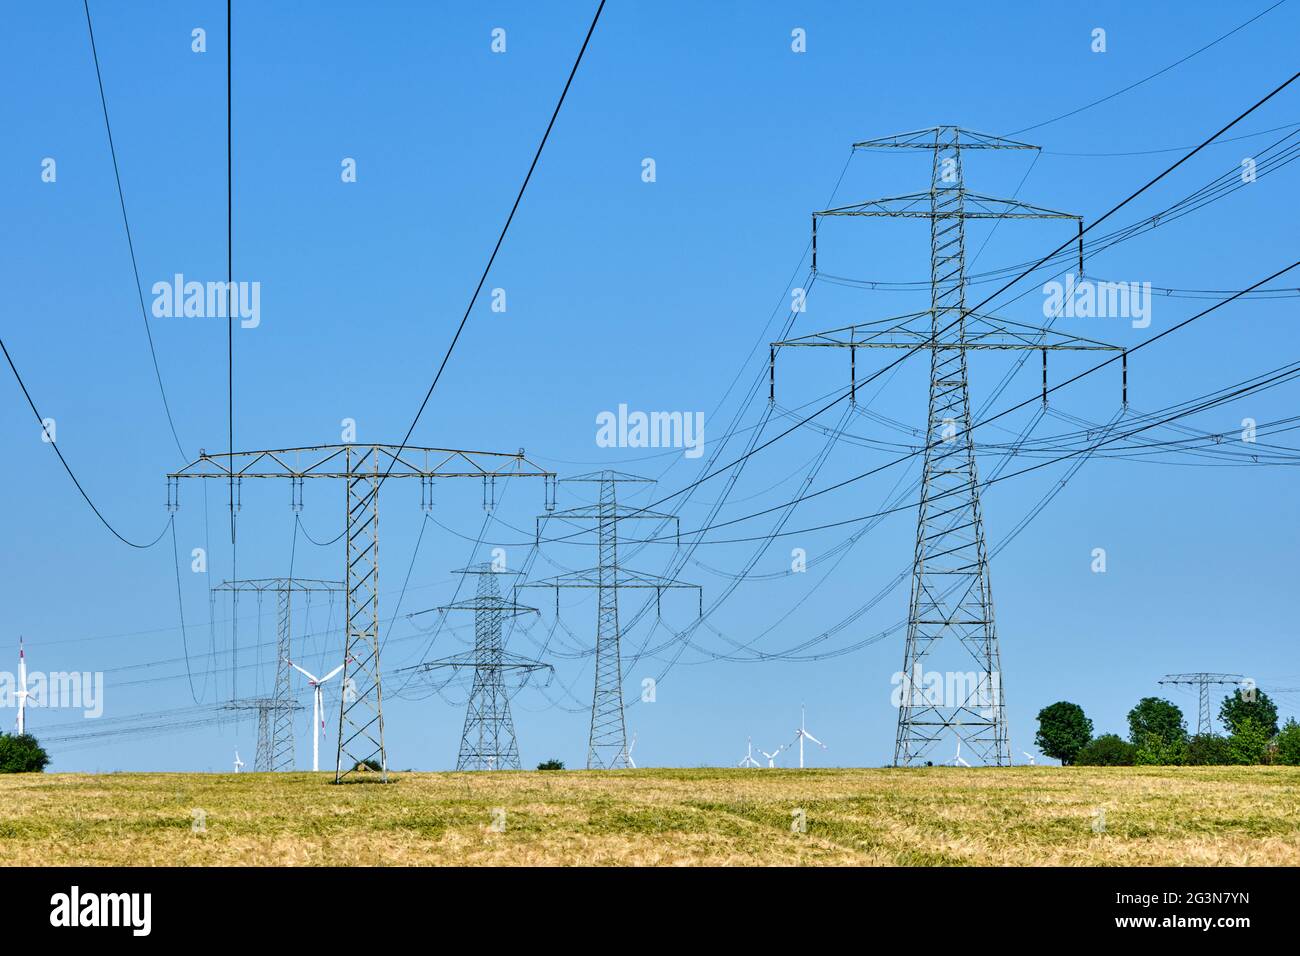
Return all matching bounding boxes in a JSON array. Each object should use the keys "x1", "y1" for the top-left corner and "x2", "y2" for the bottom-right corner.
[
  {"x1": 1159, "y1": 673, "x2": 1247, "y2": 735},
  {"x1": 410, "y1": 564, "x2": 548, "y2": 770},
  {"x1": 519, "y1": 471, "x2": 701, "y2": 769},
  {"x1": 221, "y1": 696, "x2": 305, "y2": 771},
  {"x1": 772, "y1": 126, "x2": 1123, "y2": 767},
  {"x1": 168, "y1": 444, "x2": 555, "y2": 782},
  {"x1": 211, "y1": 577, "x2": 342, "y2": 771}
]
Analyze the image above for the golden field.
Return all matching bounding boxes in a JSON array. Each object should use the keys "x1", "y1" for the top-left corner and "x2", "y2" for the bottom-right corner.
[{"x1": 1, "y1": 766, "x2": 1297, "y2": 866}]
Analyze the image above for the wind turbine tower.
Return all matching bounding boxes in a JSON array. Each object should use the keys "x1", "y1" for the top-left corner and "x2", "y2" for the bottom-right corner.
[
  {"x1": 16, "y1": 638, "x2": 33, "y2": 736},
  {"x1": 794, "y1": 704, "x2": 827, "y2": 768}
]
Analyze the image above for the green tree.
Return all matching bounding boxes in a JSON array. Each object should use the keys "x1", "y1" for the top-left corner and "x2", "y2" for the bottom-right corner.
[
  {"x1": 1185, "y1": 733, "x2": 1232, "y2": 766},
  {"x1": 1127, "y1": 697, "x2": 1187, "y2": 747},
  {"x1": 1075, "y1": 733, "x2": 1137, "y2": 766},
  {"x1": 0, "y1": 733, "x2": 50, "y2": 773},
  {"x1": 1274, "y1": 719, "x2": 1300, "y2": 766},
  {"x1": 536, "y1": 759, "x2": 564, "y2": 770},
  {"x1": 1225, "y1": 717, "x2": 1271, "y2": 765},
  {"x1": 1034, "y1": 701, "x2": 1093, "y2": 765},
  {"x1": 1219, "y1": 688, "x2": 1279, "y2": 737}
]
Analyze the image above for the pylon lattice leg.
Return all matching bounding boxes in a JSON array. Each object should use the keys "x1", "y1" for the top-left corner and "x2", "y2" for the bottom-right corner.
[
  {"x1": 337, "y1": 447, "x2": 388, "y2": 781},
  {"x1": 270, "y1": 586, "x2": 295, "y2": 771},
  {"x1": 896, "y1": 132, "x2": 1009, "y2": 767},
  {"x1": 254, "y1": 705, "x2": 271, "y2": 772},
  {"x1": 588, "y1": 478, "x2": 630, "y2": 769}
]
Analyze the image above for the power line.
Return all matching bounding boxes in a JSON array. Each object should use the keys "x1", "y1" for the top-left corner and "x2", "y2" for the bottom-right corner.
[
  {"x1": 382, "y1": 0, "x2": 605, "y2": 488},
  {"x1": 0, "y1": 335, "x2": 169, "y2": 549},
  {"x1": 666, "y1": 261, "x2": 1300, "y2": 544},
  {"x1": 580, "y1": 71, "x2": 1300, "y2": 536},
  {"x1": 82, "y1": 0, "x2": 187, "y2": 460},
  {"x1": 1005, "y1": 0, "x2": 1291, "y2": 135}
]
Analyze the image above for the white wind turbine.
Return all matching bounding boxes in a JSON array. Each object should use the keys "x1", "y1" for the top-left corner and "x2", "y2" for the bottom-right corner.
[
  {"x1": 1022, "y1": 751, "x2": 1037, "y2": 766},
  {"x1": 794, "y1": 704, "x2": 827, "y2": 768},
  {"x1": 15, "y1": 637, "x2": 35, "y2": 736},
  {"x1": 947, "y1": 740, "x2": 971, "y2": 767},
  {"x1": 288, "y1": 657, "x2": 346, "y2": 772},
  {"x1": 759, "y1": 743, "x2": 786, "y2": 768},
  {"x1": 738, "y1": 737, "x2": 760, "y2": 768},
  {"x1": 233, "y1": 750, "x2": 245, "y2": 773},
  {"x1": 625, "y1": 732, "x2": 638, "y2": 769}
]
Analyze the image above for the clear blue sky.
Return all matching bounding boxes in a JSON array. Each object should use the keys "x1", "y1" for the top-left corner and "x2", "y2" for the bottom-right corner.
[{"x1": 2, "y1": 1, "x2": 1298, "y2": 770}]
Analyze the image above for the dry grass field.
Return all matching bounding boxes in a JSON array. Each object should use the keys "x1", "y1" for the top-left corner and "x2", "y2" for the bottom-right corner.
[{"x1": 1, "y1": 766, "x2": 1298, "y2": 866}]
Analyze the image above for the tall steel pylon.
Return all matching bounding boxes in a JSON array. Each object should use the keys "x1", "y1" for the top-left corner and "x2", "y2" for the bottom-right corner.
[
  {"x1": 520, "y1": 471, "x2": 701, "y2": 769},
  {"x1": 212, "y1": 577, "x2": 342, "y2": 770},
  {"x1": 772, "y1": 127, "x2": 1124, "y2": 766},
  {"x1": 168, "y1": 444, "x2": 555, "y2": 781},
  {"x1": 1158, "y1": 673, "x2": 1247, "y2": 735},
  {"x1": 410, "y1": 564, "x2": 548, "y2": 770}
]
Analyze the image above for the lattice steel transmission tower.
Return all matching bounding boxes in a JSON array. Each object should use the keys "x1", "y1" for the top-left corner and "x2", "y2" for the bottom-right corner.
[
  {"x1": 212, "y1": 577, "x2": 342, "y2": 771},
  {"x1": 772, "y1": 127, "x2": 1124, "y2": 767},
  {"x1": 168, "y1": 444, "x2": 555, "y2": 781},
  {"x1": 222, "y1": 696, "x2": 306, "y2": 771},
  {"x1": 520, "y1": 471, "x2": 701, "y2": 769},
  {"x1": 1159, "y1": 673, "x2": 1248, "y2": 735},
  {"x1": 410, "y1": 564, "x2": 548, "y2": 770}
]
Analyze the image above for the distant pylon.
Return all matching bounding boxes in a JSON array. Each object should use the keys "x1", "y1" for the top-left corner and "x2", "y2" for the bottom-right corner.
[
  {"x1": 221, "y1": 696, "x2": 305, "y2": 771},
  {"x1": 212, "y1": 577, "x2": 342, "y2": 771},
  {"x1": 772, "y1": 126, "x2": 1124, "y2": 767},
  {"x1": 409, "y1": 564, "x2": 549, "y2": 770},
  {"x1": 168, "y1": 444, "x2": 556, "y2": 782},
  {"x1": 1158, "y1": 673, "x2": 1246, "y2": 735},
  {"x1": 520, "y1": 471, "x2": 701, "y2": 769}
]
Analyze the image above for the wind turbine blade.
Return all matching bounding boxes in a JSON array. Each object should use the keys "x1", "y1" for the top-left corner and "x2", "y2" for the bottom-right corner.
[
  {"x1": 319, "y1": 663, "x2": 346, "y2": 684},
  {"x1": 803, "y1": 731, "x2": 824, "y2": 747},
  {"x1": 289, "y1": 661, "x2": 318, "y2": 683}
]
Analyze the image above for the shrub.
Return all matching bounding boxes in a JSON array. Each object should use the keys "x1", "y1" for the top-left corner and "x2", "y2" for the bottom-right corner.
[
  {"x1": 1226, "y1": 717, "x2": 1271, "y2": 765},
  {"x1": 1135, "y1": 731, "x2": 1187, "y2": 766},
  {"x1": 1275, "y1": 719, "x2": 1300, "y2": 766},
  {"x1": 0, "y1": 733, "x2": 50, "y2": 773},
  {"x1": 1185, "y1": 734, "x2": 1232, "y2": 765},
  {"x1": 537, "y1": 759, "x2": 564, "y2": 770},
  {"x1": 1074, "y1": 733, "x2": 1137, "y2": 766}
]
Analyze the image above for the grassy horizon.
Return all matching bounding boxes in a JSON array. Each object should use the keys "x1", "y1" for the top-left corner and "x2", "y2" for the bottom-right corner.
[{"x1": 1, "y1": 766, "x2": 1297, "y2": 866}]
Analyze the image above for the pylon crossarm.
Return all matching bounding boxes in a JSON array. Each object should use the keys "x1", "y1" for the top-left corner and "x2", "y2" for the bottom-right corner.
[
  {"x1": 774, "y1": 312, "x2": 1121, "y2": 352},
  {"x1": 433, "y1": 596, "x2": 539, "y2": 616},
  {"x1": 1159, "y1": 673, "x2": 1246, "y2": 684},
  {"x1": 537, "y1": 506, "x2": 680, "y2": 546},
  {"x1": 167, "y1": 444, "x2": 555, "y2": 480},
  {"x1": 853, "y1": 126, "x2": 1038, "y2": 151},
  {"x1": 406, "y1": 653, "x2": 551, "y2": 673},
  {"x1": 519, "y1": 568, "x2": 701, "y2": 590},
  {"x1": 815, "y1": 191, "x2": 1078, "y2": 221},
  {"x1": 211, "y1": 577, "x2": 343, "y2": 593}
]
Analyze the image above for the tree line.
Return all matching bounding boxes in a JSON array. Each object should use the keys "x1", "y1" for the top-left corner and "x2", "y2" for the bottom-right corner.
[{"x1": 1034, "y1": 689, "x2": 1300, "y2": 766}]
